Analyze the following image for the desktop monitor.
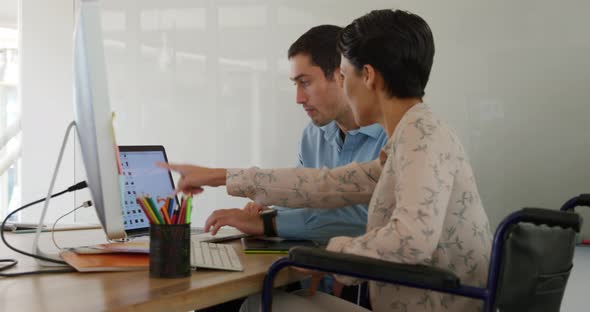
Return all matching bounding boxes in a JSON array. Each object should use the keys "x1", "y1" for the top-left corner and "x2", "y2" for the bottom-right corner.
[{"x1": 73, "y1": 0, "x2": 125, "y2": 240}]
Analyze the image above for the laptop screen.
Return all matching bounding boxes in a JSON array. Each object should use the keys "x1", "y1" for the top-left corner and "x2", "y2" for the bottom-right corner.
[{"x1": 119, "y1": 146, "x2": 178, "y2": 236}]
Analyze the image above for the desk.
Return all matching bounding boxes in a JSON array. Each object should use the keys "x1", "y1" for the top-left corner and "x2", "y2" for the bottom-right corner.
[{"x1": 0, "y1": 230, "x2": 304, "y2": 311}]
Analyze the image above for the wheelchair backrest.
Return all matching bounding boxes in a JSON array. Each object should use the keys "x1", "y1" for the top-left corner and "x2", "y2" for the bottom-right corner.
[{"x1": 495, "y1": 222, "x2": 577, "y2": 312}]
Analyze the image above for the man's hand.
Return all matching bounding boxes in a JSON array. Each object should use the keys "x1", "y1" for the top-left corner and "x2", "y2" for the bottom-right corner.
[
  {"x1": 293, "y1": 267, "x2": 344, "y2": 297},
  {"x1": 204, "y1": 209, "x2": 264, "y2": 236},
  {"x1": 242, "y1": 202, "x2": 270, "y2": 216}
]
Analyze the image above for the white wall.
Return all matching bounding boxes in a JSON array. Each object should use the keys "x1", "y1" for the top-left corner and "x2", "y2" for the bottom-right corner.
[
  {"x1": 19, "y1": 0, "x2": 590, "y2": 232},
  {"x1": 0, "y1": 0, "x2": 18, "y2": 28},
  {"x1": 20, "y1": 0, "x2": 77, "y2": 223}
]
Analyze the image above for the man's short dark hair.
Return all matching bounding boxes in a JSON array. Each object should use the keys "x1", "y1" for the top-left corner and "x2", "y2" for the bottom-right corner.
[
  {"x1": 338, "y1": 10, "x2": 435, "y2": 99},
  {"x1": 288, "y1": 25, "x2": 343, "y2": 80}
]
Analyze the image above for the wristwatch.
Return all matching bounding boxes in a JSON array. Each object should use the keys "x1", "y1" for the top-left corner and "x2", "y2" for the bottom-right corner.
[{"x1": 260, "y1": 209, "x2": 278, "y2": 237}]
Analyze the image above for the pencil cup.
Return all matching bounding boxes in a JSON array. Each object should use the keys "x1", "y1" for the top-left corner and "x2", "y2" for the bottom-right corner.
[{"x1": 149, "y1": 223, "x2": 191, "y2": 278}]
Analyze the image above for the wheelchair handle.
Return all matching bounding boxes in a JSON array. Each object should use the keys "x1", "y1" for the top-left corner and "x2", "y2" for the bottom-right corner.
[{"x1": 560, "y1": 194, "x2": 590, "y2": 212}]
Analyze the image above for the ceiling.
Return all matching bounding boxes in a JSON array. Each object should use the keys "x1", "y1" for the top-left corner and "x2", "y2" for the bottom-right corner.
[{"x1": 0, "y1": 1, "x2": 17, "y2": 28}]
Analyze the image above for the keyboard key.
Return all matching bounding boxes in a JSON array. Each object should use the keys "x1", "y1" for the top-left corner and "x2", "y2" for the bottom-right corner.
[{"x1": 190, "y1": 239, "x2": 243, "y2": 271}]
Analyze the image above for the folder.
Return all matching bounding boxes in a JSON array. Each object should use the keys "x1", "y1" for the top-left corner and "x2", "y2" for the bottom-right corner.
[{"x1": 240, "y1": 237, "x2": 319, "y2": 254}]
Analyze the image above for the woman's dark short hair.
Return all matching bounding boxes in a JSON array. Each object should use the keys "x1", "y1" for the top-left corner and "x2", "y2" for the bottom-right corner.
[
  {"x1": 288, "y1": 25, "x2": 343, "y2": 80},
  {"x1": 339, "y1": 10, "x2": 435, "y2": 99}
]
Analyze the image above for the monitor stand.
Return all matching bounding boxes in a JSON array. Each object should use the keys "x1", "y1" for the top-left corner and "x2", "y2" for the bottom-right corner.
[{"x1": 32, "y1": 121, "x2": 77, "y2": 267}]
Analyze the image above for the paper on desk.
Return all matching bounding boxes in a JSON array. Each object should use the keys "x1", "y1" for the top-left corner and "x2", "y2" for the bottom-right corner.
[{"x1": 71, "y1": 241, "x2": 149, "y2": 254}]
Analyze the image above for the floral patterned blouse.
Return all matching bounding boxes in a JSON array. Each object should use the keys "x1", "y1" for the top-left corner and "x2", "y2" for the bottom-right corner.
[{"x1": 227, "y1": 103, "x2": 492, "y2": 312}]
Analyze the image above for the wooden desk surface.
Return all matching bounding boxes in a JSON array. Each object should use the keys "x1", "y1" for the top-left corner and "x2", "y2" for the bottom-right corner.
[{"x1": 0, "y1": 230, "x2": 303, "y2": 311}]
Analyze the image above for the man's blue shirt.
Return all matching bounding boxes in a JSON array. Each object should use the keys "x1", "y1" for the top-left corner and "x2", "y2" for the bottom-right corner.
[{"x1": 274, "y1": 121, "x2": 387, "y2": 243}]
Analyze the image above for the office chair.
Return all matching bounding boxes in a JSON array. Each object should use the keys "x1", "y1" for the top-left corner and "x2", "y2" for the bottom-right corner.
[{"x1": 261, "y1": 208, "x2": 581, "y2": 312}]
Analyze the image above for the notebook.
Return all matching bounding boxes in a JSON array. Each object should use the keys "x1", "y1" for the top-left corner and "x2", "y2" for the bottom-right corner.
[
  {"x1": 60, "y1": 250, "x2": 148, "y2": 272},
  {"x1": 241, "y1": 237, "x2": 319, "y2": 254}
]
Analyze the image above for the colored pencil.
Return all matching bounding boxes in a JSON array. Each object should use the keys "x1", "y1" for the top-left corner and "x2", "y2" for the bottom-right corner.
[
  {"x1": 136, "y1": 197, "x2": 155, "y2": 224},
  {"x1": 160, "y1": 198, "x2": 170, "y2": 220},
  {"x1": 172, "y1": 197, "x2": 182, "y2": 224},
  {"x1": 141, "y1": 196, "x2": 159, "y2": 224},
  {"x1": 147, "y1": 197, "x2": 164, "y2": 224},
  {"x1": 160, "y1": 206, "x2": 171, "y2": 224},
  {"x1": 177, "y1": 197, "x2": 187, "y2": 224},
  {"x1": 186, "y1": 196, "x2": 192, "y2": 224},
  {"x1": 167, "y1": 197, "x2": 175, "y2": 219}
]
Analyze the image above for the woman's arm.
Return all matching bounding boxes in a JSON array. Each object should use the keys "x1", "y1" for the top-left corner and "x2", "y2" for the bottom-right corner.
[
  {"x1": 159, "y1": 159, "x2": 383, "y2": 208},
  {"x1": 157, "y1": 163, "x2": 226, "y2": 194},
  {"x1": 226, "y1": 159, "x2": 382, "y2": 208}
]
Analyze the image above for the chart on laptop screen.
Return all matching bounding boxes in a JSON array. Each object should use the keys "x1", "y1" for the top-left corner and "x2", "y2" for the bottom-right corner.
[{"x1": 119, "y1": 150, "x2": 176, "y2": 231}]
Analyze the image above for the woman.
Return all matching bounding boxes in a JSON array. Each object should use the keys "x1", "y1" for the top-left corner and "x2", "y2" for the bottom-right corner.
[{"x1": 163, "y1": 9, "x2": 492, "y2": 312}]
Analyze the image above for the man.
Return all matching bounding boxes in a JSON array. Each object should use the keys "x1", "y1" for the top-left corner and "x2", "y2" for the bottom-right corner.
[
  {"x1": 201, "y1": 26, "x2": 385, "y2": 304},
  {"x1": 205, "y1": 25, "x2": 387, "y2": 245}
]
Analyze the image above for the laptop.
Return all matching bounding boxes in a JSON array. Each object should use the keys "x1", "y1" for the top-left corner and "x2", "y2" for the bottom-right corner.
[{"x1": 118, "y1": 145, "x2": 246, "y2": 242}]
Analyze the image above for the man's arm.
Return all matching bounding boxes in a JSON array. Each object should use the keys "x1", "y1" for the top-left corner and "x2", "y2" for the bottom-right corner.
[
  {"x1": 274, "y1": 205, "x2": 368, "y2": 242},
  {"x1": 204, "y1": 208, "x2": 266, "y2": 235}
]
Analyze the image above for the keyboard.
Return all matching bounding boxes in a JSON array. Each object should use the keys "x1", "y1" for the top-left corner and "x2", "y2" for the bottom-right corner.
[
  {"x1": 191, "y1": 227, "x2": 205, "y2": 235},
  {"x1": 190, "y1": 239, "x2": 244, "y2": 272}
]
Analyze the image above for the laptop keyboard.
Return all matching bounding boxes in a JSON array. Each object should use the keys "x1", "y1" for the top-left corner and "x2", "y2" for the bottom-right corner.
[{"x1": 190, "y1": 239, "x2": 243, "y2": 272}]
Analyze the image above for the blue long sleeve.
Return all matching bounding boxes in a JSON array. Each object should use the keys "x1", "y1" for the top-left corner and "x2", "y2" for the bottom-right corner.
[{"x1": 273, "y1": 122, "x2": 387, "y2": 243}]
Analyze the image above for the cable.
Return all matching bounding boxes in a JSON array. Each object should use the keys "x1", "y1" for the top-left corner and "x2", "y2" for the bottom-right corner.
[
  {"x1": 51, "y1": 200, "x2": 92, "y2": 250},
  {"x1": 0, "y1": 259, "x2": 16, "y2": 271},
  {"x1": 0, "y1": 181, "x2": 88, "y2": 277}
]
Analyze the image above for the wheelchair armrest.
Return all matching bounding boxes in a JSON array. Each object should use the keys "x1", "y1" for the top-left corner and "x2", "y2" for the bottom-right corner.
[
  {"x1": 288, "y1": 246, "x2": 460, "y2": 289},
  {"x1": 521, "y1": 208, "x2": 582, "y2": 232}
]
